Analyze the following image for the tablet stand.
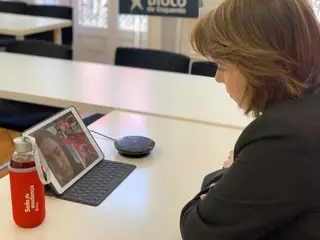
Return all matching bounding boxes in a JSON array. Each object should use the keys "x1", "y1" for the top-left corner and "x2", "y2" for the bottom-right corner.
[{"x1": 45, "y1": 160, "x2": 136, "y2": 206}]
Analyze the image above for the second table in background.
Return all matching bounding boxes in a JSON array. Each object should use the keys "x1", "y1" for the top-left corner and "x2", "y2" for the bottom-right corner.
[
  {"x1": 0, "y1": 13, "x2": 71, "y2": 44},
  {"x1": 0, "y1": 53, "x2": 253, "y2": 129}
]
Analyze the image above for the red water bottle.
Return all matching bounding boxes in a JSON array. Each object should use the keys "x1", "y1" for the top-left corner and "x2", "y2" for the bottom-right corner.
[{"x1": 8, "y1": 136, "x2": 49, "y2": 228}]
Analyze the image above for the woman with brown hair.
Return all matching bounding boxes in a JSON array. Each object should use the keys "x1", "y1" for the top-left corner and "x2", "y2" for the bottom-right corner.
[{"x1": 180, "y1": 0, "x2": 320, "y2": 239}]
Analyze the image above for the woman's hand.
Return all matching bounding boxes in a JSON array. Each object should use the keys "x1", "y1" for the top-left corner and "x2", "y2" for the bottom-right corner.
[
  {"x1": 200, "y1": 183, "x2": 215, "y2": 200},
  {"x1": 200, "y1": 151, "x2": 234, "y2": 200},
  {"x1": 223, "y1": 150, "x2": 234, "y2": 168}
]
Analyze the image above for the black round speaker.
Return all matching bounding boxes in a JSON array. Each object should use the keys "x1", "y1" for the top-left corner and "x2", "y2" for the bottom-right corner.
[{"x1": 114, "y1": 136, "x2": 155, "y2": 158}]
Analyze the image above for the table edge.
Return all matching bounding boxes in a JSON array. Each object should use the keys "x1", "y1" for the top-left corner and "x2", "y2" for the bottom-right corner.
[
  {"x1": 0, "y1": 90, "x2": 247, "y2": 130},
  {"x1": 0, "y1": 21, "x2": 72, "y2": 37}
]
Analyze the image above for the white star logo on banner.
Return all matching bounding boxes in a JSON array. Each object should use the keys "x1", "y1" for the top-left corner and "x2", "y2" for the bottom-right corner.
[{"x1": 131, "y1": 0, "x2": 144, "y2": 11}]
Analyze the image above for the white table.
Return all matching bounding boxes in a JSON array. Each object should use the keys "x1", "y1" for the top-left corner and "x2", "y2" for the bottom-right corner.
[
  {"x1": 0, "y1": 13, "x2": 72, "y2": 44},
  {"x1": 0, "y1": 52, "x2": 253, "y2": 129},
  {"x1": 0, "y1": 111, "x2": 243, "y2": 240}
]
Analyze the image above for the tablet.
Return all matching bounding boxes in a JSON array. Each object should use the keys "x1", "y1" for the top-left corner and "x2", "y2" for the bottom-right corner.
[{"x1": 22, "y1": 107, "x2": 104, "y2": 195}]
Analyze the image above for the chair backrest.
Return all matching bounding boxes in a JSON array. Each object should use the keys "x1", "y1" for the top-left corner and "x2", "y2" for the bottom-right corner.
[
  {"x1": 0, "y1": 1, "x2": 27, "y2": 14},
  {"x1": 5, "y1": 40, "x2": 72, "y2": 60},
  {"x1": 115, "y1": 47, "x2": 190, "y2": 74},
  {"x1": 25, "y1": 5, "x2": 73, "y2": 45},
  {"x1": 191, "y1": 61, "x2": 218, "y2": 77}
]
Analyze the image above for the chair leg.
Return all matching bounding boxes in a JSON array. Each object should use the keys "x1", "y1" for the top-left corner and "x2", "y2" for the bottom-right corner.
[
  {"x1": 0, "y1": 161, "x2": 9, "y2": 172},
  {"x1": 6, "y1": 129, "x2": 14, "y2": 145},
  {"x1": 0, "y1": 166, "x2": 8, "y2": 179}
]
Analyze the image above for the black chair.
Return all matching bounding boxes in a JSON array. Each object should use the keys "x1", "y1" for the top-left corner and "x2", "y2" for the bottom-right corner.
[
  {"x1": 0, "y1": 100, "x2": 62, "y2": 132},
  {"x1": 191, "y1": 61, "x2": 218, "y2": 77},
  {"x1": 0, "y1": 101, "x2": 102, "y2": 132},
  {"x1": 0, "y1": 1, "x2": 28, "y2": 47},
  {"x1": 6, "y1": 40, "x2": 72, "y2": 59},
  {"x1": 25, "y1": 5, "x2": 73, "y2": 46},
  {"x1": 0, "y1": 1, "x2": 27, "y2": 14},
  {"x1": 115, "y1": 47, "x2": 190, "y2": 74},
  {"x1": 1, "y1": 40, "x2": 102, "y2": 131}
]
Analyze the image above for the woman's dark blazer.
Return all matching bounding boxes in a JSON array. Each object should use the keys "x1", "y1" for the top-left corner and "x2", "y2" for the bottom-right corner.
[{"x1": 180, "y1": 94, "x2": 320, "y2": 240}]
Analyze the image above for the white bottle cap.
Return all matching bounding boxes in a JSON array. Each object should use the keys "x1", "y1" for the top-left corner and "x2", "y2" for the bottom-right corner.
[{"x1": 14, "y1": 137, "x2": 32, "y2": 153}]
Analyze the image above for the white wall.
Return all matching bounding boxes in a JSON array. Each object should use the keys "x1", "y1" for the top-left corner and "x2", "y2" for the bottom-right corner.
[
  {"x1": 202, "y1": 0, "x2": 224, "y2": 8},
  {"x1": 59, "y1": 0, "x2": 71, "y2": 6},
  {"x1": 72, "y1": 0, "x2": 222, "y2": 64},
  {"x1": 73, "y1": 1, "x2": 151, "y2": 64},
  {"x1": 15, "y1": 0, "x2": 71, "y2": 5},
  {"x1": 159, "y1": 0, "x2": 223, "y2": 60},
  {"x1": 14, "y1": 0, "x2": 222, "y2": 63}
]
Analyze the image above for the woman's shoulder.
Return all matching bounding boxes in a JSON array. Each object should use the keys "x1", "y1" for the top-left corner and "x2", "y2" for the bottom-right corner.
[{"x1": 236, "y1": 94, "x2": 320, "y2": 152}]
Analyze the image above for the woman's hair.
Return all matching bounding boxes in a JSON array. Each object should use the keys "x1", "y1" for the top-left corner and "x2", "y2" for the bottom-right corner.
[{"x1": 191, "y1": 0, "x2": 320, "y2": 117}]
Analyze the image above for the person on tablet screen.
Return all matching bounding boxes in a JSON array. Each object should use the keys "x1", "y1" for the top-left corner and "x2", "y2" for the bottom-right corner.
[
  {"x1": 180, "y1": 0, "x2": 320, "y2": 239},
  {"x1": 34, "y1": 129, "x2": 85, "y2": 187},
  {"x1": 57, "y1": 116, "x2": 97, "y2": 167},
  {"x1": 79, "y1": 144, "x2": 97, "y2": 166}
]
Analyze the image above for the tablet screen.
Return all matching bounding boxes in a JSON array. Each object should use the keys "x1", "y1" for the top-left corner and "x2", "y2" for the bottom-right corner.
[{"x1": 29, "y1": 112, "x2": 99, "y2": 187}]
